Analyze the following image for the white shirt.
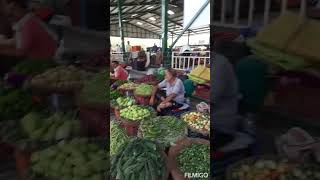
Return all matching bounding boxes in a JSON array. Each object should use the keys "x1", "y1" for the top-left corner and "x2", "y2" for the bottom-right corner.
[{"x1": 158, "y1": 78, "x2": 185, "y2": 104}]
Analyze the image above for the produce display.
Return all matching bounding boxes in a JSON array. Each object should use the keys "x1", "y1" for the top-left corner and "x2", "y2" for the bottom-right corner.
[
  {"x1": 111, "y1": 80, "x2": 128, "y2": 90},
  {"x1": 177, "y1": 144, "x2": 210, "y2": 179},
  {"x1": 111, "y1": 138, "x2": 166, "y2": 180},
  {"x1": 189, "y1": 65, "x2": 210, "y2": 81},
  {"x1": 13, "y1": 60, "x2": 55, "y2": 76},
  {"x1": 181, "y1": 112, "x2": 210, "y2": 133},
  {"x1": 139, "y1": 116, "x2": 187, "y2": 146},
  {"x1": 120, "y1": 105, "x2": 154, "y2": 121},
  {"x1": 118, "y1": 82, "x2": 138, "y2": 90},
  {"x1": 21, "y1": 111, "x2": 81, "y2": 141},
  {"x1": 134, "y1": 75, "x2": 159, "y2": 84},
  {"x1": 134, "y1": 83, "x2": 153, "y2": 96},
  {"x1": 230, "y1": 159, "x2": 320, "y2": 180},
  {"x1": 0, "y1": 89, "x2": 39, "y2": 120},
  {"x1": 110, "y1": 121, "x2": 130, "y2": 156},
  {"x1": 187, "y1": 74, "x2": 207, "y2": 84},
  {"x1": 31, "y1": 65, "x2": 90, "y2": 91},
  {"x1": 30, "y1": 138, "x2": 107, "y2": 180},
  {"x1": 110, "y1": 89, "x2": 121, "y2": 100},
  {"x1": 114, "y1": 96, "x2": 135, "y2": 109},
  {"x1": 79, "y1": 71, "x2": 107, "y2": 105}
]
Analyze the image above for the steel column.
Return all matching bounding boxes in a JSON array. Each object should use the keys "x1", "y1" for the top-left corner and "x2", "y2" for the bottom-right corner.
[
  {"x1": 161, "y1": 0, "x2": 169, "y2": 67},
  {"x1": 187, "y1": 30, "x2": 190, "y2": 45},
  {"x1": 117, "y1": 0, "x2": 126, "y2": 54},
  {"x1": 170, "y1": 0, "x2": 209, "y2": 48}
]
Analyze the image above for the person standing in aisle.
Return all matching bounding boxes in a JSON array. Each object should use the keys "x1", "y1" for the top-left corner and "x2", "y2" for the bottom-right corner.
[
  {"x1": 116, "y1": 44, "x2": 121, "y2": 52},
  {"x1": 152, "y1": 43, "x2": 158, "y2": 52},
  {"x1": 126, "y1": 41, "x2": 131, "y2": 52}
]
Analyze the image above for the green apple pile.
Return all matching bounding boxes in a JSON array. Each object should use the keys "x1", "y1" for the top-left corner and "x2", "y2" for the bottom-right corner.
[
  {"x1": 120, "y1": 105, "x2": 154, "y2": 121},
  {"x1": 115, "y1": 96, "x2": 135, "y2": 108},
  {"x1": 21, "y1": 112, "x2": 81, "y2": 141},
  {"x1": 31, "y1": 138, "x2": 107, "y2": 180},
  {"x1": 134, "y1": 83, "x2": 153, "y2": 96}
]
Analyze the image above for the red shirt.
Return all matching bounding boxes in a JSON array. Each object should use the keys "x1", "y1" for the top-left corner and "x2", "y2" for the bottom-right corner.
[
  {"x1": 13, "y1": 13, "x2": 57, "y2": 59},
  {"x1": 114, "y1": 65, "x2": 128, "y2": 80}
]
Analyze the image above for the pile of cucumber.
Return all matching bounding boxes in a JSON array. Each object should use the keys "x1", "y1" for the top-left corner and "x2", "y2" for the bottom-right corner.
[{"x1": 111, "y1": 139, "x2": 166, "y2": 180}]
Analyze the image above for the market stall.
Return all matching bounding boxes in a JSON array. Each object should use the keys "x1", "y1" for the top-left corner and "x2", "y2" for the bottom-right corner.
[
  {"x1": 110, "y1": 77, "x2": 210, "y2": 180},
  {"x1": 0, "y1": 58, "x2": 109, "y2": 180}
]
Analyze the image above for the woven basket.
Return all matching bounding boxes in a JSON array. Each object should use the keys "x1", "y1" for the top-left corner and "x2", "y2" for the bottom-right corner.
[
  {"x1": 180, "y1": 111, "x2": 210, "y2": 136},
  {"x1": 79, "y1": 105, "x2": 109, "y2": 137},
  {"x1": 225, "y1": 155, "x2": 292, "y2": 180},
  {"x1": 134, "y1": 92, "x2": 151, "y2": 105},
  {"x1": 118, "y1": 88, "x2": 135, "y2": 96},
  {"x1": 168, "y1": 137, "x2": 210, "y2": 180},
  {"x1": 120, "y1": 118, "x2": 140, "y2": 136},
  {"x1": 113, "y1": 108, "x2": 121, "y2": 121}
]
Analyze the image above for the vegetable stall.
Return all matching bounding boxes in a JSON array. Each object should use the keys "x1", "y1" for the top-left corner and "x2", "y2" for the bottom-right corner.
[
  {"x1": 110, "y1": 74, "x2": 210, "y2": 180},
  {"x1": 0, "y1": 59, "x2": 109, "y2": 180}
]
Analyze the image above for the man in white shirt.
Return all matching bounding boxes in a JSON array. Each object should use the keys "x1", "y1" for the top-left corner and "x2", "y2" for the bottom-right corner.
[{"x1": 150, "y1": 68, "x2": 185, "y2": 114}]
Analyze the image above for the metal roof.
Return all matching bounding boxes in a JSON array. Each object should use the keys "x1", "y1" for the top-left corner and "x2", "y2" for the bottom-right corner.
[{"x1": 110, "y1": 0, "x2": 209, "y2": 38}]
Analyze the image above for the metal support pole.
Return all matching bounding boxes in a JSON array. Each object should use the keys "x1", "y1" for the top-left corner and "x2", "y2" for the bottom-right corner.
[
  {"x1": 117, "y1": 0, "x2": 126, "y2": 55},
  {"x1": 170, "y1": 0, "x2": 209, "y2": 48},
  {"x1": 161, "y1": 0, "x2": 169, "y2": 67},
  {"x1": 171, "y1": 33, "x2": 174, "y2": 45},
  {"x1": 187, "y1": 30, "x2": 190, "y2": 45}
]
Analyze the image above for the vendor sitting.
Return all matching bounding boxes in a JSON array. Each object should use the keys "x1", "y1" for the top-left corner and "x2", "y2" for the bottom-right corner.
[
  {"x1": 150, "y1": 68, "x2": 185, "y2": 115},
  {"x1": 110, "y1": 61, "x2": 128, "y2": 80}
]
